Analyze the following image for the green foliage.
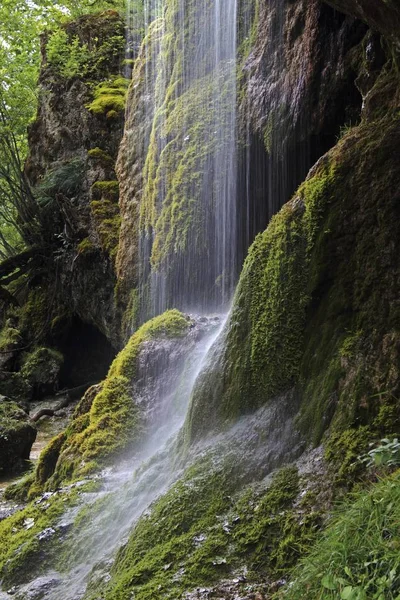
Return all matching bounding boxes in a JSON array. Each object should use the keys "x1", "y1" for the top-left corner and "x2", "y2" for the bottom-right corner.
[
  {"x1": 277, "y1": 471, "x2": 400, "y2": 600},
  {"x1": 360, "y1": 438, "x2": 400, "y2": 469},
  {"x1": 0, "y1": 5, "x2": 127, "y2": 255},
  {"x1": 46, "y1": 29, "x2": 91, "y2": 79},
  {"x1": 46, "y1": 14, "x2": 125, "y2": 80},
  {"x1": 86, "y1": 77, "x2": 129, "y2": 117},
  {"x1": 36, "y1": 158, "x2": 85, "y2": 205}
]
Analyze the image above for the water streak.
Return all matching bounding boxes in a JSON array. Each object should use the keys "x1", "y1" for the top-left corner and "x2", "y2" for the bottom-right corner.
[{"x1": 137, "y1": 0, "x2": 238, "y2": 319}]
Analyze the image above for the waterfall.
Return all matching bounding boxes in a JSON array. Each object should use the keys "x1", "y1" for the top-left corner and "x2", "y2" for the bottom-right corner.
[
  {"x1": 137, "y1": 0, "x2": 238, "y2": 319},
  {"x1": 0, "y1": 3, "x2": 307, "y2": 599}
]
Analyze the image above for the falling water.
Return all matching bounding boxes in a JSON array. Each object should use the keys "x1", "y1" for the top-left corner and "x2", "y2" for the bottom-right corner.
[
  {"x1": 137, "y1": 0, "x2": 238, "y2": 319},
  {"x1": 0, "y1": 318, "x2": 225, "y2": 600}
]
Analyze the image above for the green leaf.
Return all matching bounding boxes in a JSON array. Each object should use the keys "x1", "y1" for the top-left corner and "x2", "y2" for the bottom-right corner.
[
  {"x1": 321, "y1": 574, "x2": 337, "y2": 590},
  {"x1": 341, "y1": 586, "x2": 356, "y2": 599}
]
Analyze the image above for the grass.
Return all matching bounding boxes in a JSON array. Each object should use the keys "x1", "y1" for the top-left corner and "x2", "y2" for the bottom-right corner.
[{"x1": 277, "y1": 470, "x2": 400, "y2": 600}]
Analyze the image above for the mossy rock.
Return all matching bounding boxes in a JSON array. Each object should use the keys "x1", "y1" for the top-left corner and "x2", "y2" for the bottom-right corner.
[
  {"x1": 0, "y1": 480, "x2": 97, "y2": 587},
  {"x1": 0, "y1": 399, "x2": 36, "y2": 473},
  {"x1": 28, "y1": 310, "x2": 190, "y2": 492},
  {"x1": 21, "y1": 347, "x2": 64, "y2": 399},
  {"x1": 186, "y1": 107, "x2": 400, "y2": 447},
  {"x1": 0, "y1": 371, "x2": 31, "y2": 404},
  {"x1": 93, "y1": 459, "x2": 320, "y2": 600},
  {"x1": 86, "y1": 77, "x2": 130, "y2": 117}
]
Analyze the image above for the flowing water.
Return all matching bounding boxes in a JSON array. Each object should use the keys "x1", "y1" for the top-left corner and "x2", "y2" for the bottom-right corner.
[
  {"x1": 0, "y1": 314, "x2": 305, "y2": 600},
  {"x1": 137, "y1": 0, "x2": 238, "y2": 318},
  {"x1": 0, "y1": 317, "x2": 225, "y2": 600}
]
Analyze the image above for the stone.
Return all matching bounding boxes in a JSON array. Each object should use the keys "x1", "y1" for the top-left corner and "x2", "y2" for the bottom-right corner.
[{"x1": 0, "y1": 399, "x2": 36, "y2": 473}]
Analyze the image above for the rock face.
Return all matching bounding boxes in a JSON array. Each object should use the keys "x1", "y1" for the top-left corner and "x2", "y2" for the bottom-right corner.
[
  {"x1": 0, "y1": 399, "x2": 36, "y2": 473},
  {"x1": 324, "y1": 0, "x2": 400, "y2": 39},
  {"x1": 185, "y1": 10, "x2": 400, "y2": 444},
  {"x1": 238, "y1": 0, "x2": 367, "y2": 224},
  {"x1": 0, "y1": 11, "x2": 127, "y2": 417},
  {"x1": 24, "y1": 11, "x2": 126, "y2": 344}
]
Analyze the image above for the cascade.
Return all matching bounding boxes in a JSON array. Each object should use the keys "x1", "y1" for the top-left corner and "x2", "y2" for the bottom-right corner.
[
  {"x1": 137, "y1": 0, "x2": 238, "y2": 319},
  {"x1": 0, "y1": 2, "x2": 304, "y2": 598}
]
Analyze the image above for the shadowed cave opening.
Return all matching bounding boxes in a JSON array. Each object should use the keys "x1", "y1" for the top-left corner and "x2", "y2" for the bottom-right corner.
[{"x1": 56, "y1": 316, "x2": 116, "y2": 389}]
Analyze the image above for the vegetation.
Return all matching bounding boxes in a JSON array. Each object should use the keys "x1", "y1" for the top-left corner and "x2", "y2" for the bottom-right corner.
[
  {"x1": 0, "y1": 480, "x2": 99, "y2": 587},
  {"x1": 86, "y1": 76, "x2": 130, "y2": 117},
  {"x1": 83, "y1": 460, "x2": 321, "y2": 600},
  {"x1": 0, "y1": 0, "x2": 126, "y2": 258},
  {"x1": 277, "y1": 471, "x2": 400, "y2": 600}
]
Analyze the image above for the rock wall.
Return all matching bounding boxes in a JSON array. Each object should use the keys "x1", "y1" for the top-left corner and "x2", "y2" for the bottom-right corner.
[{"x1": 24, "y1": 10, "x2": 127, "y2": 345}]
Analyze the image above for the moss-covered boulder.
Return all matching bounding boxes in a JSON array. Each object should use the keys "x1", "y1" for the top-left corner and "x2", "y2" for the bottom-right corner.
[
  {"x1": 21, "y1": 347, "x2": 64, "y2": 399},
  {"x1": 0, "y1": 399, "x2": 36, "y2": 473},
  {"x1": 0, "y1": 372, "x2": 31, "y2": 405},
  {"x1": 28, "y1": 310, "x2": 191, "y2": 492}
]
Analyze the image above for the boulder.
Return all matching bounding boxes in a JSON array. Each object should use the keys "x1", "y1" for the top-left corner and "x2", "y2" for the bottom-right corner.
[{"x1": 0, "y1": 398, "x2": 36, "y2": 473}]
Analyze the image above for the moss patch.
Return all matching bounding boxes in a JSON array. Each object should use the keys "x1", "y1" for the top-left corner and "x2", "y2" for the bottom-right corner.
[
  {"x1": 91, "y1": 461, "x2": 321, "y2": 600},
  {"x1": 0, "y1": 481, "x2": 96, "y2": 587},
  {"x1": 21, "y1": 347, "x2": 64, "y2": 397},
  {"x1": 86, "y1": 77, "x2": 130, "y2": 118},
  {"x1": 90, "y1": 180, "x2": 121, "y2": 260}
]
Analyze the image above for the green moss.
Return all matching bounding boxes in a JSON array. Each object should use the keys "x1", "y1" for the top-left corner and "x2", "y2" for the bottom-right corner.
[
  {"x1": 0, "y1": 482, "x2": 94, "y2": 587},
  {"x1": 29, "y1": 311, "x2": 189, "y2": 489},
  {"x1": 86, "y1": 77, "x2": 129, "y2": 117},
  {"x1": 97, "y1": 462, "x2": 320, "y2": 600},
  {"x1": 0, "y1": 322, "x2": 22, "y2": 351},
  {"x1": 91, "y1": 180, "x2": 119, "y2": 200},
  {"x1": 324, "y1": 426, "x2": 374, "y2": 485},
  {"x1": 18, "y1": 288, "x2": 50, "y2": 342},
  {"x1": 186, "y1": 161, "x2": 336, "y2": 441},
  {"x1": 89, "y1": 180, "x2": 121, "y2": 259},
  {"x1": 21, "y1": 347, "x2": 64, "y2": 391},
  {"x1": 91, "y1": 202, "x2": 121, "y2": 260},
  {"x1": 4, "y1": 471, "x2": 35, "y2": 502},
  {"x1": 0, "y1": 372, "x2": 30, "y2": 403},
  {"x1": 77, "y1": 237, "x2": 96, "y2": 254},
  {"x1": 87, "y1": 147, "x2": 114, "y2": 163}
]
